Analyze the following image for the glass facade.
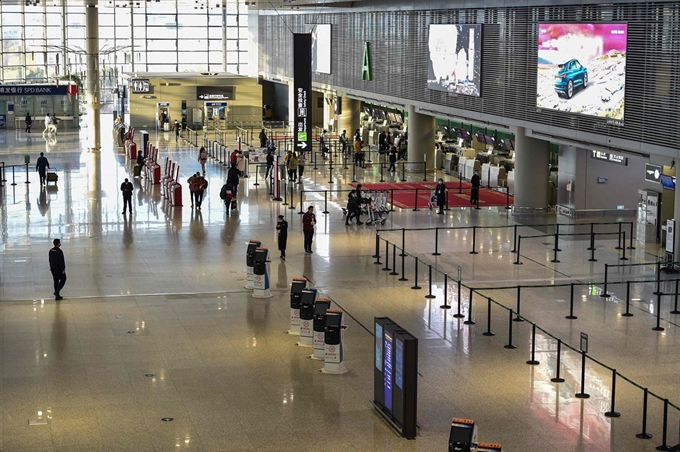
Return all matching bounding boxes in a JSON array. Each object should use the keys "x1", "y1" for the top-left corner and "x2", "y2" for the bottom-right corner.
[{"x1": 0, "y1": 0, "x2": 250, "y2": 84}]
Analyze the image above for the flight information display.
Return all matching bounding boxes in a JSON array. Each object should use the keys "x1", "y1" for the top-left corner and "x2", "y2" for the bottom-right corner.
[{"x1": 384, "y1": 330, "x2": 394, "y2": 411}]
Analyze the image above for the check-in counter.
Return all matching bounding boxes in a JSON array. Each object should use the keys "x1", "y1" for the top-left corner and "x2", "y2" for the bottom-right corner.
[{"x1": 481, "y1": 163, "x2": 491, "y2": 186}]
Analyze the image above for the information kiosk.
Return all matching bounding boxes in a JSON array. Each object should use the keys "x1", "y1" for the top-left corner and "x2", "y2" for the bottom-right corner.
[
  {"x1": 245, "y1": 240, "x2": 261, "y2": 289},
  {"x1": 448, "y1": 418, "x2": 477, "y2": 452},
  {"x1": 311, "y1": 297, "x2": 331, "y2": 360},
  {"x1": 288, "y1": 277, "x2": 307, "y2": 335},
  {"x1": 297, "y1": 289, "x2": 317, "y2": 347},
  {"x1": 322, "y1": 310, "x2": 348, "y2": 374},
  {"x1": 252, "y1": 247, "x2": 271, "y2": 298}
]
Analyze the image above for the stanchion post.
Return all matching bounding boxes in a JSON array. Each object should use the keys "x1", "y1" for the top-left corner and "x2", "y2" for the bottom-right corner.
[
  {"x1": 554, "y1": 223, "x2": 562, "y2": 251},
  {"x1": 382, "y1": 241, "x2": 391, "y2": 272},
  {"x1": 440, "y1": 274, "x2": 451, "y2": 310},
  {"x1": 658, "y1": 399, "x2": 670, "y2": 451},
  {"x1": 550, "y1": 339, "x2": 565, "y2": 383},
  {"x1": 620, "y1": 231, "x2": 629, "y2": 261},
  {"x1": 551, "y1": 230, "x2": 560, "y2": 263},
  {"x1": 464, "y1": 288, "x2": 475, "y2": 325},
  {"x1": 11, "y1": 166, "x2": 16, "y2": 186},
  {"x1": 389, "y1": 189, "x2": 395, "y2": 212},
  {"x1": 514, "y1": 236, "x2": 523, "y2": 265},
  {"x1": 412, "y1": 188, "x2": 420, "y2": 212},
  {"x1": 399, "y1": 247, "x2": 408, "y2": 282},
  {"x1": 566, "y1": 283, "x2": 578, "y2": 319},
  {"x1": 588, "y1": 223, "x2": 595, "y2": 250},
  {"x1": 636, "y1": 388, "x2": 653, "y2": 439},
  {"x1": 511, "y1": 225, "x2": 518, "y2": 253},
  {"x1": 601, "y1": 264, "x2": 610, "y2": 297},
  {"x1": 588, "y1": 227, "x2": 597, "y2": 262},
  {"x1": 459, "y1": 176, "x2": 462, "y2": 194},
  {"x1": 616, "y1": 222, "x2": 623, "y2": 250},
  {"x1": 574, "y1": 351, "x2": 590, "y2": 398},
  {"x1": 379, "y1": 162, "x2": 384, "y2": 182},
  {"x1": 282, "y1": 180, "x2": 288, "y2": 206},
  {"x1": 628, "y1": 221, "x2": 636, "y2": 250},
  {"x1": 411, "y1": 258, "x2": 421, "y2": 290},
  {"x1": 25, "y1": 163, "x2": 30, "y2": 184},
  {"x1": 504, "y1": 309, "x2": 517, "y2": 349},
  {"x1": 288, "y1": 185, "x2": 296, "y2": 210},
  {"x1": 671, "y1": 279, "x2": 680, "y2": 314},
  {"x1": 505, "y1": 187, "x2": 512, "y2": 210},
  {"x1": 622, "y1": 280, "x2": 633, "y2": 317},
  {"x1": 483, "y1": 297, "x2": 495, "y2": 336},
  {"x1": 470, "y1": 226, "x2": 478, "y2": 255},
  {"x1": 526, "y1": 323, "x2": 539, "y2": 365},
  {"x1": 390, "y1": 244, "x2": 399, "y2": 276},
  {"x1": 514, "y1": 286, "x2": 523, "y2": 322},
  {"x1": 373, "y1": 233, "x2": 380, "y2": 260},
  {"x1": 425, "y1": 265, "x2": 436, "y2": 299},
  {"x1": 453, "y1": 273, "x2": 464, "y2": 318},
  {"x1": 654, "y1": 261, "x2": 662, "y2": 295},
  {"x1": 433, "y1": 227, "x2": 441, "y2": 256},
  {"x1": 322, "y1": 191, "x2": 329, "y2": 214},
  {"x1": 299, "y1": 191, "x2": 304, "y2": 214},
  {"x1": 400, "y1": 228, "x2": 406, "y2": 257},
  {"x1": 351, "y1": 160, "x2": 357, "y2": 183},
  {"x1": 653, "y1": 292, "x2": 665, "y2": 331},
  {"x1": 253, "y1": 165, "x2": 260, "y2": 186},
  {"x1": 604, "y1": 370, "x2": 621, "y2": 418}
]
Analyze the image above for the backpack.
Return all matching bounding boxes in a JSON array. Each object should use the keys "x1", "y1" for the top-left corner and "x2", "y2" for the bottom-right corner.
[{"x1": 220, "y1": 183, "x2": 233, "y2": 199}]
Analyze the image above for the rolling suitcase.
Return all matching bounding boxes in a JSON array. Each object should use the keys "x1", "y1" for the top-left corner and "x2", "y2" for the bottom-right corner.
[
  {"x1": 230, "y1": 198, "x2": 238, "y2": 211},
  {"x1": 134, "y1": 165, "x2": 142, "y2": 178},
  {"x1": 46, "y1": 171, "x2": 58, "y2": 185}
]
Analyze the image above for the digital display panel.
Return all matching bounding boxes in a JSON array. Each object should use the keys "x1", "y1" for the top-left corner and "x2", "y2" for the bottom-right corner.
[
  {"x1": 427, "y1": 24, "x2": 482, "y2": 97},
  {"x1": 661, "y1": 175, "x2": 676, "y2": 191},
  {"x1": 537, "y1": 23, "x2": 628, "y2": 120},
  {"x1": 311, "y1": 24, "x2": 331, "y2": 74},
  {"x1": 395, "y1": 338, "x2": 404, "y2": 390},
  {"x1": 383, "y1": 330, "x2": 394, "y2": 411},
  {"x1": 375, "y1": 323, "x2": 383, "y2": 371}
]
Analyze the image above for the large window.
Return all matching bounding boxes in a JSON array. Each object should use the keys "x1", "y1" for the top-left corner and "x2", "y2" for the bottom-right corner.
[{"x1": 0, "y1": 0, "x2": 250, "y2": 84}]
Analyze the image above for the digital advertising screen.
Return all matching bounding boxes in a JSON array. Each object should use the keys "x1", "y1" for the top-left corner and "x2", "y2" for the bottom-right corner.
[
  {"x1": 395, "y1": 338, "x2": 403, "y2": 390},
  {"x1": 537, "y1": 23, "x2": 628, "y2": 120},
  {"x1": 383, "y1": 331, "x2": 394, "y2": 411},
  {"x1": 311, "y1": 24, "x2": 331, "y2": 74},
  {"x1": 427, "y1": 24, "x2": 482, "y2": 97},
  {"x1": 375, "y1": 323, "x2": 383, "y2": 371}
]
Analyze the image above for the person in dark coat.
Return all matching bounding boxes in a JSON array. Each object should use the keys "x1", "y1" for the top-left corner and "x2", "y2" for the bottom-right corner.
[
  {"x1": 276, "y1": 214, "x2": 288, "y2": 258},
  {"x1": 120, "y1": 177, "x2": 134, "y2": 215},
  {"x1": 259, "y1": 129, "x2": 268, "y2": 148},
  {"x1": 388, "y1": 147, "x2": 397, "y2": 173},
  {"x1": 265, "y1": 151, "x2": 274, "y2": 179},
  {"x1": 434, "y1": 178, "x2": 447, "y2": 214},
  {"x1": 227, "y1": 165, "x2": 240, "y2": 197},
  {"x1": 49, "y1": 238, "x2": 66, "y2": 300},
  {"x1": 470, "y1": 170, "x2": 481, "y2": 207},
  {"x1": 36, "y1": 152, "x2": 50, "y2": 186},
  {"x1": 25, "y1": 112, "x2": 33, "y2": 133}
]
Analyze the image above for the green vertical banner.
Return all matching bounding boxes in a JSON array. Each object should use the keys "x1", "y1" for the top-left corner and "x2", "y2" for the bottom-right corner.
[
  {"x1": 294, "y1": 34, "x2": 312, "y2": 154},
  {"x1": 362, "y1": 42, "x2": 372, "y2": 81}
]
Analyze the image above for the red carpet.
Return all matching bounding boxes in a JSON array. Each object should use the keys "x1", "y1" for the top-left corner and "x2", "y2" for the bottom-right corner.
[{"x1": 350, "y1": 182, "x2": 513, "y2": 209}]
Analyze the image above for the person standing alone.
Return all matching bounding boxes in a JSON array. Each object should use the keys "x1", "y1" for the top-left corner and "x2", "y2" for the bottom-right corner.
[
  {"x1": 470, "y1": 170, "x2": 481, "y2": 207},
  {"x1": 25, "y1": 112, "x2": 32, "y2": 133},
  {"x1": 49, "y1": 238, "x2": 66, "y2": 300},
  {"x1": 302, "y1": 205, "x2": 317, "y2": 254},
  {"x1": 36, "y1": 152, "x2": 50, "y2": 186},
  {"x1": 276, "y1": 214, "x2": 288, "y2": 259},
  {"x1": 120, "y1": 177, "x2": 134, "y2": 215}
]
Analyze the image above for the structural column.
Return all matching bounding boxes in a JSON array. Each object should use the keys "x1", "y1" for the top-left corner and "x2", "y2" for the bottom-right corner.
[
  {"x1": 336, "y1": 97, "x2": 359, "y2": 136},
  {"x1": 406, "y1": 105, "x2": 435, "y2": 171},
  {"x1": 513, "y1": 126, "x2": 549, "y2": 210},
  {"x1": 673, "y1": 176, "x2": 680, "y2": 258},
  {"x1": 85, "y1": 1, "x2": 101, "y2": 152}
]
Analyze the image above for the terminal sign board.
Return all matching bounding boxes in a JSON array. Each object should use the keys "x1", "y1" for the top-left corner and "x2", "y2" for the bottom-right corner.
[
  {"x1": 196, "y1": 86, "x2": 235, "y2": 101},
  {"x1": 293, "y1": 34, "x2": 312, "y2": 154},
  {"x1": 591, "y1": 150, "x2": 627, "y2": 165},
  {"x1": 130, "y1": 79, "x2": 151, "y2": 94},
  {"x1": 0, "y1": 85, "x2": 76, "y2": 96}
]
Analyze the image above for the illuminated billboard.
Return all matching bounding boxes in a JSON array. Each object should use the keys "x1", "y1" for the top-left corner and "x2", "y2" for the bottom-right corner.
[
  {"x1": 312, "y1": 24, "x2": 331, "y2": 74},
  {"x1": 427, "y1": 24, "x2": 482, "y2": 97},
  {"x1": 537, "y1": 23, "x2": 627, "y2": 120}
]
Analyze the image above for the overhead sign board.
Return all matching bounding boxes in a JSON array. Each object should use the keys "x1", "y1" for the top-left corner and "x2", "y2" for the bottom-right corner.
[
  {"x1": 205, "y1": 102, "x2": 227, "y2": 107},
  {"x1": 130, "y1": 79, "x2": 151, "y2": 93},
  {"x1": 0, "y1": 85, "x2": 76, "y2": 96},
  {"x1": 591, "y1": 150, "x2": 627, "y2": 165},
  {"x1": 645, "y1": 163, "x2": 661, "y2": 183},
  {"x1": 294, "y1": 34, "x2": 312, "y2": 153},
  {"x1": 196, "y1": 86, "x2": 235, "y2": 101}
]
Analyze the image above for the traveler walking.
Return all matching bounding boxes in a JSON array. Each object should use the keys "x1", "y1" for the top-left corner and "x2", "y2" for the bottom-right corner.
[
  {"x1": 388, "y1": 147, "x2": 397, "y2": 173},
  {"x1": 276, "y1": 214, "x2": 288, "y2": 258},
  {"x1": 288, "y1": 152, "x2": 298, "y2": 182},
  {"x1": 49, "y1": 238, "x2": 67, "y2": 300},
  {"x1": 302, "y1": 206, "x2": 316, "y2": 254},
  {"x1": 36, "y1": 152, "x2": 50, "y2": 186},
  {"x1": 42, "y1": 113, "x2": 51, "y2": 135},
  {"x1": 173, "y1": 120, "x2": 180, "y2": 142},
  {"x1": 297, "y1": 153, "x2": 306, "y2": 182},
  {"x1": 198, "y1": 147, "x2": 209, "y2": 174},
  {"x1": 188, "y1": 172, "x2": 200, "y2": 207},
  {"x1": 220, "y1": 180, "x2": 235, "y2": 215},
  {"x1": 120, "y1": 177, "x2": 134, "y2": 215},
  {"x1": 227, "y1": 165, "x2": 240, "y2": 197},
  {"x1": 194, "y1": 173, "x2": 208, "y2": 209},
  {"x1": 265, "y1": 151, "x2": 274, "y2": 179}
]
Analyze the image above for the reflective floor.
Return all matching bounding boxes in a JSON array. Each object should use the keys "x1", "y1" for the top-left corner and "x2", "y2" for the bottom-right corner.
[{"x1": 0, "y1": 123, "x2": 678, "y2": 451}]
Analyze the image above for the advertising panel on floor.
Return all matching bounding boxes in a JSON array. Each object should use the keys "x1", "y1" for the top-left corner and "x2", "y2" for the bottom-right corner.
[
  {"x1": 427, "y1": 24, "x2": 482, "y2": 97},
  {"x1": 536, "y1": 23, "x2": 628, "y2": 120}
]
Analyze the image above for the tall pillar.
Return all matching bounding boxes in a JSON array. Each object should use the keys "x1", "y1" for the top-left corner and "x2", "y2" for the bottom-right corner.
[
  {"x1": 513, "y1": 126, "x2": 549, "y2": 210},
  {"x1": 673, "y1": 176, "x2": 680, "y2": 257},
  {"x1": 85, "y1": 1, "x2": 101, "y2": 152},
  {"x1": 336, "y1": 97, "x2": 359, "y2": 136},
  {"x1": 406, "y1": 105, "x2": 435, "y2": 171}
]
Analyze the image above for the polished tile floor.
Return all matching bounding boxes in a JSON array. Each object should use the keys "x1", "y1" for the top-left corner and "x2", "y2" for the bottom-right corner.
[{"x1": 0, "y1": 123, "x2": 679, "y2": 451}]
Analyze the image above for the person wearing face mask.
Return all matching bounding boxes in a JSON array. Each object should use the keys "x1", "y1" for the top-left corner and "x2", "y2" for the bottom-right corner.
[
  {"x1": 434, "y1": 178, "x2": 447, "y2": 214},
  {"x1": 470, "y1": 170, "x2": 481, "y2": 207},
  {"x1": 276, "y1": 215, "x2": 288, "y2": 259}
]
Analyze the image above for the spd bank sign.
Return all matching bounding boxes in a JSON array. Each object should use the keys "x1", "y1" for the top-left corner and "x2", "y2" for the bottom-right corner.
[{"x1": 294, "y1": 34, "x2": 312, "y2": 153}]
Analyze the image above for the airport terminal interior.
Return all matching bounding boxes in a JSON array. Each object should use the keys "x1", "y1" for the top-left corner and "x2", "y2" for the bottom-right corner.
[{"x1": 3, "y1": 0, "x2": 680, "y2": 451}]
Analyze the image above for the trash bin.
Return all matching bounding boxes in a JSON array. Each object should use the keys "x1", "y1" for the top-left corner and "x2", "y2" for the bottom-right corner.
[{"x1": 24, "y1": 154, "x2": 30, "y2": 164}]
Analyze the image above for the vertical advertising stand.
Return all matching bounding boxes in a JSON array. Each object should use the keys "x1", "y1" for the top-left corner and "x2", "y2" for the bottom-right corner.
[
  {"x1": 322, "y1": 310, "x2": 348, "y2": 374},
  {"x1": 373, "y1": 316, "x2": 418, "y2": 439},
  {"x1": 297, "y1": 288, "x2": 317, "y2": 347},
  {"x1": 252, "y1": 248, "x2": 272, "y2": 298},
  {"x1": 310, "y1": 297, "x2": 331, "y2": 360},
  {"x1": 288, "y1": 277, "x2": 307, "y2": 335},
  {"x1": 245, "y1": 240, "x2": 261, "y2": 289}
]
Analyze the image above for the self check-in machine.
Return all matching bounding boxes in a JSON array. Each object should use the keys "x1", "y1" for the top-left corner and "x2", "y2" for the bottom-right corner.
[
  {"x1": 449, "y1": 418, "x2": 477, "y2": 452},
  {"x1": 252, "y1": 247, "x2": 271, "y2": 298},
  {"x1": 297, "y1": 288, "x2": 317, "y2": 347},
  {"x1": 311, "y1": 297, "x2": 331, "y2": 360},
  {"x1": 322, "y1": 309, "x2": 348, "y2": 374},
  {"x1": 245, "y1": 240, "x2": 261, "y2": 289},
  {"x1": 156, "y1": 102, "x2": 170, "y2": 131},
  {"x1": 288, "y1": 277, "x2": 307, "y2": 335}
]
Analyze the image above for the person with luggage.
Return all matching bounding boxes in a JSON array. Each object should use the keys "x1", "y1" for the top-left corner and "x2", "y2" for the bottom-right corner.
[
  {"x1": 470, "y1": 170, "x2": 481, "y2": 207},
  {"x1": 120, "y1": 177, "x2": 134, "y2": 215},
  {"x1": 25, "y1": 112, "x2": 32, "y2": 133},
  {"x1": 188, "y1": 172, "x2": 200, "y2": 207},
  {"x1": 434, "y1": 178, "x2": 447, "y2": 214},
  {"x1": 302, "y1": 206, "x2": 317, "y2": 254},
  {"x1": 297, "y1": 153, "x2": 306, "y2": 183},
  {"x1": 265, "y1": 151, "x2": 275, "y2": 179},
  {"x1": 388, "y1": 147, "x2": 397, "y2": 173},
  {"x1": 227, "y1": 164, "x2": 240, "y2": 197},
  {"x1": 220, "y1": 180, "x2": 236, "y2": 216},
  {"x1": 259, "y1": 129, "x2": 268, "y2": 148},
  {"x1": 276, "y1": 214, "x2": 288, "y2": 259},
  {"x1": 49, "y1": 238, "x2": 66, "y2": 301},
  {"x1": 194, "y1": 173, "x2": 208, "y2": 209},
  {"x1": 36, "y1": 152, "x2": 50, "y2": 186},
  {"x1": 198, "y1": 146, "x2": 209, "y2": 174}
]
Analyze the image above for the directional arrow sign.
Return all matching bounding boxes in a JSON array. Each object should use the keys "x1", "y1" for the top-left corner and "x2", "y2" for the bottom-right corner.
[{"x1": 298, "y1": 142, "x2": 308, "y2": 149}]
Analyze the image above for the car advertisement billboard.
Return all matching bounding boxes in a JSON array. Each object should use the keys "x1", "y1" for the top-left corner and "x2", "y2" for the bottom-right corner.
[
  {"x1": 537, "y1": 23, "x2": 628, "y2": 120},
  {"x1": 427, "y1": 24, "x2": 482, "y2": 97}
]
